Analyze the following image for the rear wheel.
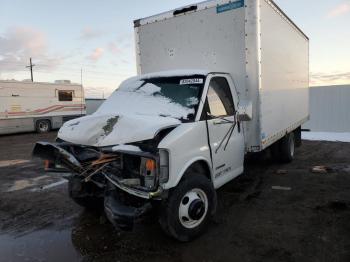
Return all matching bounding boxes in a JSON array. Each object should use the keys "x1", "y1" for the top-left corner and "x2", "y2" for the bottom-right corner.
[
  {"x1": 159, "y1": 172, "x2": 216, "y2": 242},
  {"x1": 279, "y1": 132, "x2": 295, "y2": 163},
  {"x1": 270, "y1": 132, "x2": 295, "y2": 163},
  {"x1": 36, "y1": 119, "x2": 51, "y2": 133}
]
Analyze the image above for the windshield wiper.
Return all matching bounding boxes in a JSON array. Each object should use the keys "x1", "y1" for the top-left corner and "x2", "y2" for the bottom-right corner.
[{"x1": 159, "y1": 114, "x2": 172, "y2": 118}]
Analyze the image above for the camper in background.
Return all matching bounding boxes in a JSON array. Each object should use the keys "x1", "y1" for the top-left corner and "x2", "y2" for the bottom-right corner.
[{"x1": 0, "y1": 80, "x2": 85, "y2": 135}]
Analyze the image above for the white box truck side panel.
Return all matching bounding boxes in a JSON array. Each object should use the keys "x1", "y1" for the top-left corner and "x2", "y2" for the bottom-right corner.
[
  {"x1": 259, "y1": 0, "x2": 309, "y2": 148},
  {"x1": 136, "y1": 1, "x2": 263, "y2": 149}
]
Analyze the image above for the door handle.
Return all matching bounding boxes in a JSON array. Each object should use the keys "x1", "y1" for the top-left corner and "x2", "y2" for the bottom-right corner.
[{"x1": 213, "y1": 119, "x2": 231, "y2": 125}]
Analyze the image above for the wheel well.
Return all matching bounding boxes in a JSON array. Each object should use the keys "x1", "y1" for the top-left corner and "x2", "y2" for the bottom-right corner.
[
  {"x1": 36, "y1": 118, "x2": 51, "y2": 126},
  {"x1": 184, "y1": 160, "x2": 212, "y2": 181}
]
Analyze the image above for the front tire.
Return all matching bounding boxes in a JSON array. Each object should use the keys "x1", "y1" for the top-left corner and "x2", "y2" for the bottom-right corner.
[{"x1": 159, "y1": 172, "x2": 217, "y2": 242}]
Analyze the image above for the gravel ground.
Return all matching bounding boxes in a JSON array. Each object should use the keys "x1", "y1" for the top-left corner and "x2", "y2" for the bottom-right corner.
[{"x1": 0, "y1": 132, "x2": 350, "y2": 262}]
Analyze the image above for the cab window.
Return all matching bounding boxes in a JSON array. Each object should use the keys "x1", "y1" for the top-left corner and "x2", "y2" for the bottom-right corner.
[{"x1": 206, "y1": 77, "x2": 235, "y2": 117}]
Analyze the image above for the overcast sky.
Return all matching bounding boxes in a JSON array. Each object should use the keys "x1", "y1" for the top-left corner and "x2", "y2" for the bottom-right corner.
[{"x1": 0, "y1": 0, "x2": 349, "y2": 97}]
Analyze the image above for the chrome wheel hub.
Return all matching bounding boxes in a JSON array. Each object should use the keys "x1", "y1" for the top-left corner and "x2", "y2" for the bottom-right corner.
[{"x1": 179, "y1": 188, "x2": 208, "y2": 229}]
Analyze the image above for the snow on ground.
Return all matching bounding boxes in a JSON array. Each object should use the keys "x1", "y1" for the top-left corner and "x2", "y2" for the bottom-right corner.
[{"x1": 302, "y1": 132, "x2": 350, "y2": 143}]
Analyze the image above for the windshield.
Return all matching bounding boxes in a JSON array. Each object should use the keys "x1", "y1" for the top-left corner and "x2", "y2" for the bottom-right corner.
[{"x1": 97, "y1": 75, "x2": 206, "y2": 122}]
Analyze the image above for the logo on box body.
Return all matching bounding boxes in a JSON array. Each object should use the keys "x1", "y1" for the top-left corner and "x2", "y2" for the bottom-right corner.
[{"x1": 217, "y1": 0, "x2": 244, "y2": 14}]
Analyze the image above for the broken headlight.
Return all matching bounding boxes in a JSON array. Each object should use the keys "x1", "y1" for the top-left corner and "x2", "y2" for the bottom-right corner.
[
  {"x1": 126, "y1": 149, "x2": 169, "y2": 190},
  {"x1": 140, "y1": 157, "x2": 157, "y2": 189}
]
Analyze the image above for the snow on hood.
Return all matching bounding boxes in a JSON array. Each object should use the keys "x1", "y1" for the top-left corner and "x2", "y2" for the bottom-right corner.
[
  {"x1": 58, "y1": 71, "x2": 206, "y2": 147},
  {"x1": 58, "y1": 114, "x2": 180, "y2": 147}
]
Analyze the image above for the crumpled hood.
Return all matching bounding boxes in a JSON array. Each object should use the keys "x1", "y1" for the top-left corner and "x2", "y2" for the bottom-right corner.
[{"x1": 58, "y1": 113, "x2": 180, "y2": 147}]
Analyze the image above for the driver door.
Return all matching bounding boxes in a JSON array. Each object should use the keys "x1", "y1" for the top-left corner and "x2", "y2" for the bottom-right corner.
[{"x1": 204, "y1": 75, "x2": 245, "y2": 188}]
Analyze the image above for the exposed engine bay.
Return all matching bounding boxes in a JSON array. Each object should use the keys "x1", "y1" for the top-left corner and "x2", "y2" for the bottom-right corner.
[
  {"x1": 33, "y1": 131, "x2": 172, "y2": 198},
  {"x1": 32, "y1": 133, "x2": 172, "y2": 230}
]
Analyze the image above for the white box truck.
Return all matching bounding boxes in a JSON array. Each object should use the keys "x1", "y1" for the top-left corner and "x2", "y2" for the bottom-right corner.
[
  {"x1": 0, "y1": 80, "x2": 85, "y2": 135},
  {"x1": 33, "y1": 0, "x2": 309, "y2": 241}
]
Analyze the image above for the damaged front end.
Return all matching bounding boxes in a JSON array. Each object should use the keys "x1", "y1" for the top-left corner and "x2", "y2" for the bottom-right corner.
[{"x1": 32, "y1": 138, "x2": 170, "y2": 230}]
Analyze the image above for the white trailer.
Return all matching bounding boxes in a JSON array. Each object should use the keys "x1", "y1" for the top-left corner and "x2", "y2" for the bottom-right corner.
[
  {"x1": 33, "y1": 0, "x2": 309, "y2": 241},
  {"x1": 0, "y1": 80, "x2": 85, "y2": 135}
]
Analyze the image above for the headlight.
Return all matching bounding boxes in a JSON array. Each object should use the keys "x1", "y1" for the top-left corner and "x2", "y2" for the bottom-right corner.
[
  {"x1": 159, "y1": 149, "x2": 169, "y2": 184},
  {"x1": 140, "y1": 157, "x2": 157, "y2": 189},
  {"x1": 139, "y1": 150, "x2": 169, "y2": 188}
]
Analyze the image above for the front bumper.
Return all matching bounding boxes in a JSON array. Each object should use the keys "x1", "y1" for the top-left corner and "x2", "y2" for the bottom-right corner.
[
  {"x1": 33, "y1": 141, "x2": 165, "y2": 231},
  {"x1": 105, "y1": 173, "x2": 163, "y2": 199},
  {"x1": 104, "y1": 190, "x2": 153, "y2": 231},
  {"x1": 33, "y1": 142, "x2": 162, "y2": 197}
]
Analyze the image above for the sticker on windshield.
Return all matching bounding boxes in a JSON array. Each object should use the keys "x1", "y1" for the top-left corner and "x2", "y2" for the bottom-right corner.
[{"x1": 180, "y1": 79, "x2": 204, "y2": 85}]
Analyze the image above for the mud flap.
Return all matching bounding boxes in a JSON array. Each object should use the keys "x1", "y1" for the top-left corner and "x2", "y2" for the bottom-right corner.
[{"x1": 104, "y1": 191, "x2": 152, "y2": 231}]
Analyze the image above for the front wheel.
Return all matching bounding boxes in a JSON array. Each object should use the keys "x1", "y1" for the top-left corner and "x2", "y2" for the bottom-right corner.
[{"x1": 159, "y1": 172, "x2": 217, "y2": 242}]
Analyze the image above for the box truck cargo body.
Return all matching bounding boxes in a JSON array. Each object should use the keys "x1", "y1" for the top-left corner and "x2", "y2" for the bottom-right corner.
[
  {"x1": 33, "y1": 0, "x2": 309, "y2": 241},
  {"x1": 135, "y1": 0, "x2": 309, "y2": 151},
  {"x1": 0, "y1": 81, "x2": 85, "y2": 135}
]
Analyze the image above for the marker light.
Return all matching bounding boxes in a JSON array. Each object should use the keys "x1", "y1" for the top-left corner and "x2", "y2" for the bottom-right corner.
[{"x1": 145, "y1": 159, "x2": 156, "y2": 172}]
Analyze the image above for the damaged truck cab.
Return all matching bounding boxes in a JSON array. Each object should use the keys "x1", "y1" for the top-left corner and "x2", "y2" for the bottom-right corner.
[
  {"x1": 33, "y1": 71, "x2": 250, "y2": 241},
  {"x1": 33, "y1": 0, "x2": 309, "y2": 241}
]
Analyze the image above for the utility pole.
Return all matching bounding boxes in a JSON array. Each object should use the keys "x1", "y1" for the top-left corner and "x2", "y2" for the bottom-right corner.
[
  {"x1": 80, "y1": 68, "x2": 84, "y2": 116},
  {"x1": 80, "y1": 68, "x2": 83, "y2": 87},
  {"x1": 26, "y1": 57, "x2": 35, "y2": 82}
]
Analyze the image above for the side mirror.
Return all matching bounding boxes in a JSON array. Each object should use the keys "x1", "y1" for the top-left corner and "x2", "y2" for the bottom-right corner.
[
  {"x1": 206, "y1": 112, "x2": 216, "y2": 119},
  {"x1": 236, "y1": 101, "x2": 252, "y2": 121}
]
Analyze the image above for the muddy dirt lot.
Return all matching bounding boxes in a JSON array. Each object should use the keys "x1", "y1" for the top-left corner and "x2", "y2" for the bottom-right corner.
[{"x1": 0, "y1": 132, "x2": 350, "y2": 262}]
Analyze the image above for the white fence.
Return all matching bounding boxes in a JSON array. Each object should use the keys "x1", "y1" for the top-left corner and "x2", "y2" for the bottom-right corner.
[{"x1": 303, "y1": 85, "x2": 350, "y2": 132}]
